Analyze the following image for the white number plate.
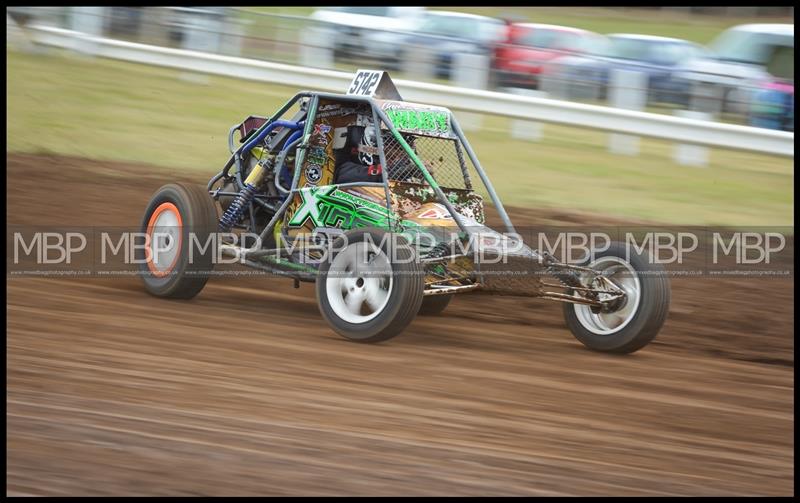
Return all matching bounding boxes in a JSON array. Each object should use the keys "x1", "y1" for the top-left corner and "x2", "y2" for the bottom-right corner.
[{"x1": 347, "y1": 69, "x2": 383, "y2": 97}]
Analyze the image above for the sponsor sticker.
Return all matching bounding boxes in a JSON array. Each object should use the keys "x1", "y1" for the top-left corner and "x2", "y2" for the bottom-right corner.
[
  {"x1": 304, "y1": 164, "x2": 322, "y2": 185},
  {"x1": 417, "y1": 204, "x2": 452, "y2": 220},
  {"x1": 307, "y1": 146, "x2": 328, "y2": 166},
  {"x1": 382, "y1": 103, "x2": 451, "y2": 137},
  {"x1": 312, "y1": 124, "x2": 332, "y2": 146}
]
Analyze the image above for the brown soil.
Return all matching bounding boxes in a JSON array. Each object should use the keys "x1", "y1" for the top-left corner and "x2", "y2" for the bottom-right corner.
[{"x1": 6, "y1": 153, "x2": 794, "y2": 496}]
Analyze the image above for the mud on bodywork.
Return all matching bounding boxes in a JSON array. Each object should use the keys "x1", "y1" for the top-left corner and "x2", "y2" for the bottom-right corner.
[{"x1": 391, "y1": 181, "x2": 485, "y2": 225}]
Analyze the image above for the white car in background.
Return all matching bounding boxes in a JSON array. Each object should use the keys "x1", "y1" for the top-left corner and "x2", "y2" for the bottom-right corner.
[
  {"x1": 309, "y1": 6, "x2": 425, "y2": 68},
  {"x1": 674, "y1": 24, "x2": 794, "y2": 114}
]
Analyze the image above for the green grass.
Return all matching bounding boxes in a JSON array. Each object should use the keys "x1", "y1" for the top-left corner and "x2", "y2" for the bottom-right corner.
[
  {"x1": 471, "y1": 114, "x2": 792, "y2": 225},
  {"x1": 6, "y1": 49, "x2": 794, "y2": 226},
  {"x1": 7, "y1": 49, "x2": 298, "y2": 170}
]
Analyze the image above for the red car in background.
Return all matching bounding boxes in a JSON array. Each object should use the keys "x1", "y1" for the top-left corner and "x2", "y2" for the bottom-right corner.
[{"x1": 492, "y1": 23, "x2": 605, "y2": 89}]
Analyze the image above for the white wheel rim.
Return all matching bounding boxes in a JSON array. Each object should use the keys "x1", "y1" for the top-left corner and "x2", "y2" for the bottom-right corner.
[
  {"x1": 326, "y1": 241, "x2": 393, "y2": 324},
  {"x1": 574, "y1": 257, "x2": 641, "y2": 335},
  {"x1": 148, "y1": 208, "x2": 181, "y2": 274}
]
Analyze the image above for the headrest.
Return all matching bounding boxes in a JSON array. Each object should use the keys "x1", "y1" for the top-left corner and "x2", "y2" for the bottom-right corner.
[{"x1": 331, "y1": 126, "x2": 361, "y2": 165}]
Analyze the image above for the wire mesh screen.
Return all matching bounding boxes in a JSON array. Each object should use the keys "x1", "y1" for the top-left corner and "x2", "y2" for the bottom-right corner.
[{"x1": 381, "y1": 132, "x2": 472, "y2": 190}]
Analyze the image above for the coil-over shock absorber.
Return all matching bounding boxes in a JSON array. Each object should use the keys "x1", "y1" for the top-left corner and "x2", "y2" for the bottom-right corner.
[
  {"x1": 541, "y1": 252, "x2": 585, "y2": 290},
  {"x1": 219, "y1": 158, "x2": 272, "y2": 231}
]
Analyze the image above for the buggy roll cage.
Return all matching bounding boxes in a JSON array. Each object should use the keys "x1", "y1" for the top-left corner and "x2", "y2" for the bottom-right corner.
[
  {"x1": 205, "y1": 90, "x2": 619, "y2": 306},
  {"x1": 207, "y1": 91, "x2": 519, "y2": 248}
]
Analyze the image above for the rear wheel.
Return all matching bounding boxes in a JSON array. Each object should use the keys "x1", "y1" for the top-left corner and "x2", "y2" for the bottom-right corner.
[
  {"x1": 562, "y1": 242, "x2": 670, "y2": 354},
  {"x1": 316, "y1": 228, "x2": 424, "y2": 343},
  {"x1": 138, "y1": 183, "x2": 219, "y2": 299}
]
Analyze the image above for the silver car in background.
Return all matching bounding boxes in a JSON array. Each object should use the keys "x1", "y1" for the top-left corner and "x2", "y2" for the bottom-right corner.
[
  {"x1": 309, "y1": 6, "x2": 425, "y2": 69},
  {"x1": 394, "y1": 11, "x2": 508, "y2": 79},
  {"x1": 674, "y1": 24, "x2": 794, "y2": 114}
]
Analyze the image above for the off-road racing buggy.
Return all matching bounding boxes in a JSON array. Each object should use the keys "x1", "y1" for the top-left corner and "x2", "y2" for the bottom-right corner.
[{"x1": 139, "y1": 70, "x2": 670, "y2": 353}]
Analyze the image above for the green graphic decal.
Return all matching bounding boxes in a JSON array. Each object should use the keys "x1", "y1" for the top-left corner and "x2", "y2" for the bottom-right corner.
[
  {"x1": 385, "y1": 109, "x2": 449, "y2": 136},
  {"x1": 289, "y1": 186, "x2": 399, "y2": 230}
]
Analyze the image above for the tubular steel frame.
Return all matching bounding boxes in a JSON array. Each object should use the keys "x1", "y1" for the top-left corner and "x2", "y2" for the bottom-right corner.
[{"x1": 209, "y1": 92, "x2": 515, "y2": 243}]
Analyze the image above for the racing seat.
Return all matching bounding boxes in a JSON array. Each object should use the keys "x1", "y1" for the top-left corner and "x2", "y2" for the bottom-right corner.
[
  {"x1": 332, "y1": 126, "x2": 382, "y2": 184},
  {"x1": 333, "y1": 125, "x2": 367, "y2": 167}
]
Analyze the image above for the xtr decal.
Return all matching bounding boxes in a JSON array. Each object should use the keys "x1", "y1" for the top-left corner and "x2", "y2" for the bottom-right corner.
[{"x1": 288, "y1": 186, "x2": 397, "y2": 230}]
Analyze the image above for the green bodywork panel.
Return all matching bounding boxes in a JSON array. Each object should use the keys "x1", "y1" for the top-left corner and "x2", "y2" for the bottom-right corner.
[{"x1": 288, "y1": 185, "x2": 402, "y2": 230}]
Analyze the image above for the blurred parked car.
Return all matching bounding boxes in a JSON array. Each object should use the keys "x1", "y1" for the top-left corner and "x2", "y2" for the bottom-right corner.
[
  {"x1": 674, "y1": 24, "x2": 794, "y2": 116},
  {"x1": 749, "y1": 80, "x2": 794, "y2": 131},
  {"x1": 492, "y1": 23, "x2": 606, "y2": 90},
  {"x1": 309, "y1": 6, "x2": 425, "y2": 67},
  {"x1": 107, "y1": 6, "x2": 144, "y2": 38},
  {"x1": 549, "y1": 34, "x2": 706, "y2": 106},
  {"x1": 396, "y1": 11, "x2": 507, "y2": 80},
  {"x1": 748, "y1": 42, "x2": 794, "y2": 132}
]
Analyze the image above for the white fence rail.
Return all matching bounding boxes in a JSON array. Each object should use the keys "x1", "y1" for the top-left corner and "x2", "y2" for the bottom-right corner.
[{"x1": 25, "y1": 25, "x2": 794, "y2": 158}]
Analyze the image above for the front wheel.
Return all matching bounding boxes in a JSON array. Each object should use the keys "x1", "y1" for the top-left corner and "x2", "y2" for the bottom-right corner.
[
  {"x1": 316, "y1": 228, "x2": 424, "y2": 343},
  {"x1": 138, "y1": 183, "x2": 219, "y2": 299},
  {"x1": 562, "y1": 242, "x2": 670, "y2": 354}
]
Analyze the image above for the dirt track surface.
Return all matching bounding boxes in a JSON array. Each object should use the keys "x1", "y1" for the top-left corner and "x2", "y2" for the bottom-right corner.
[{"x1": 6, "y1": 154, "x2": 794, "y2": 496}]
